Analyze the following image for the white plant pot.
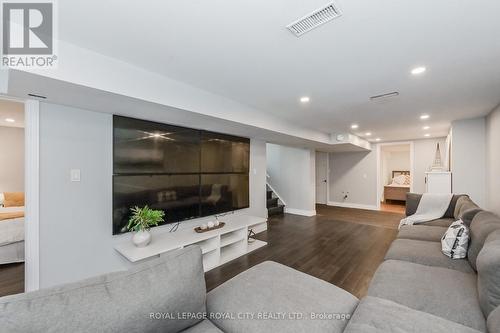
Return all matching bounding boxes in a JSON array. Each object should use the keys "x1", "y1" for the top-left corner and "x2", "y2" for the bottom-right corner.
[{"x1": 132, "y1": 230, "x2": 152, "y2": 247}]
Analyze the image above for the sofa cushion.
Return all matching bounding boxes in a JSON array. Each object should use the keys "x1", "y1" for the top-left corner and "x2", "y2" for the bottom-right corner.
[
  {"x1": 368, "y1": 260, "x2": 486, "y2": 331},
  {"x1": 406, "y1": 193, "x2": 465, "y2": 218},
  {"x1": 385, "y1": 239, "x2": 474, "y2": 273},
  {"x1": 397, "y1": 225, "x2": 448, "y2": 242},
  {"x1": 405, "y1": 193, "x2": 422, "y2": 216},
  {"x1": 462, "y1": 208, "x2": 483, "y2": 227},
  {"x1": 181, "y1": 320, "x2": 223, "y2": 333},
  {"x1": 0, "y1": 246, "x2": 207, "y2": 333},
  {"x1": 477, "y1": 230, "x2": 500, "y2": 317},
  {"x1": 421, "y1": 217, "x2": 455, "y2": 227},
  {"x1": 344, "y1": 296, "x2": 483, "y2": 333},
  {"x1": 488, "y1": 306, "x2": 500, "y2": 333},
  {"x1": 454, "y1": 195, "x2": 470, "y2": 218},
  {"x1": 447, "y1": 194, "x2": 468, "y2": 218},
  {"x1": 468, "y1": 211, "x2": 500, "y2": 271},
  {"x1": 455, "y1": 196, "x2": 482, "y2": 226},
  {"x1": 207, "y1": 261, "x2": 358, "y2": 333}
]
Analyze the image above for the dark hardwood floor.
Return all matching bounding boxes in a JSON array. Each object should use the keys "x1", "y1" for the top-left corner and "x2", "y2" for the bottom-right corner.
[
  {"x1": 205, "y1": 205, "x2": 402, "y2": 298},
  {"x1": 0, "y1": 262, "x2": 24, "y2": 297},
  {"x1": 0, "y1": 205, "x2": 402, "y2": 299}
]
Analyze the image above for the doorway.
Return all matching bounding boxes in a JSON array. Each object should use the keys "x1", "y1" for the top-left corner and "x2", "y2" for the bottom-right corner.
[
  {"x1": 315, "y1": 151, "x2": 329, "y2": 204},
  {"x1": 0, "y1": 98, "x2": 26, "y2": 296},
  {"x1": 377, "y1": 143, "x2": 414, "y2": 213}
]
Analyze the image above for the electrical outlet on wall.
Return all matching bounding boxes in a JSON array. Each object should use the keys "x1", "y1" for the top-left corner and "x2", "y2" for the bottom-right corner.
[{"x1": 70, "y1": 169, "x2": 81, "y2": 182}]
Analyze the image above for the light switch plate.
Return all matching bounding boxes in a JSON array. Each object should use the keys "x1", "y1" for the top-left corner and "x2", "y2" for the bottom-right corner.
[{"x1": 70, "y1": 169, "x2": 81, "y2": 182}]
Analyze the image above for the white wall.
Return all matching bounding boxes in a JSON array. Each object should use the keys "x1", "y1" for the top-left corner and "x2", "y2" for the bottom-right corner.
[
  {"x1": 413, "y1": 138, "x2": 446, "y2": 194},
  {"x1": 266, "y1": 144, "x2": 316, "y2": 216},
  {"x1": 451, "y1": 117, "x2": 486, "y2": 207},
  {"x1": 329, "y1": 150, "x2": 378, "y2": 208},
  {"x1": 329, "y1": 137, "x2": 446, "y2": 208},
  {"x1": 486, "y1": 105, "x2": 500, "y2": 215},
  {"x1": 384, "y1": 151, "x2": 410, "y2": 185},
  {"x1": 0, "y1": 126, "x2": 24, "y2": 192},
  {"x1": 39, "y1": 102, "x2": 267, "y2": 288}
]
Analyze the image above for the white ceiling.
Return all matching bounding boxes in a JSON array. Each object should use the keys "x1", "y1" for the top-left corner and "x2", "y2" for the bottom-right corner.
[
  {"x1": 0, "y1": 99, "x2": 24, "y2": 128},
  {"x1": 8, "y1": 70, "x2": 371, "y2": 152},
  {"x1": 58, "y1": 0, "x2": 500, "y2": 142}
]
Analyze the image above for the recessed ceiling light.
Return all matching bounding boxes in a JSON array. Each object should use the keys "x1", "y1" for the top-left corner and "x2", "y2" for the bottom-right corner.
[
  {"x1": 411, "y1": 66, "x2": 426, "y2": 75},
  {"x1": 420, "y1": 114, "x2": 430, "y2": 120},
  {"x1": 365, "y1": 132, "x2": 372, "y2": 136},
  {"x1": 300, "y1": 96, "x2": 310, "y2": 103},
  {"x1": 422, "y1": 126, "x2": 430, "y2": 130},
  {"x1": 351, "y1": 124, "x2": 359, "y2": 129},
  {"x1": 424, "y1": 133, "x2": 431, "y2": 137},
  {"x1": 5, "y1": 118, "x2": 15, "y2": 123},
  {"x1": 375, "y1": 138, "x2": 381, "y2": 141}
]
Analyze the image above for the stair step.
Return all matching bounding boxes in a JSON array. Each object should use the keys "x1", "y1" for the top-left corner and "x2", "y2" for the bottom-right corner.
[
  {"x1": 268, "y1": 205, "x2": 284, "y2": 216},
  {"x1": 266, "y1": 197, "x2": 279, "y2": 208},
  {"x1": 266, "y1": 190, "x2": 273, "y2": 200}
]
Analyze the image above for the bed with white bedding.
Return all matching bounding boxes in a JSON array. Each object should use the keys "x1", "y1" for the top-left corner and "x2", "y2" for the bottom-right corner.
[
  {"x1": 384, "y1": 171, "x2": 411, "y2": 203},
  {"x1": 0, "y1": 206, "x2": 25, "y2": 264}
]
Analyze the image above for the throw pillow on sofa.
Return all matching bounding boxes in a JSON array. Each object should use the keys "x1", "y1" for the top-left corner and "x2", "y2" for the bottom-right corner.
[{"x1": 441, "y1": 220, "x2": 469, "y2": 259}]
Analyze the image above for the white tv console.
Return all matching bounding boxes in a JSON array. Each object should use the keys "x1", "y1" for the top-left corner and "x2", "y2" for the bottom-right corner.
[{"x1": 114, "y1": 215, "x2": 267, "y2": 272}]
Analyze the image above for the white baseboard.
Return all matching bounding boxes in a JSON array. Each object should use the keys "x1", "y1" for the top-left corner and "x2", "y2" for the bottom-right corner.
[
  {"x1": 327, "y1": 201, "x2": 379, "y2": 211},
  {"x1": 284, "y1": 208, "x2": 317, "y2": 217}
]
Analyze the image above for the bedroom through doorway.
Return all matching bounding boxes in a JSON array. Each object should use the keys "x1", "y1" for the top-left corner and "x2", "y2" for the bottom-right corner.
[
  {"x1": 377, "y1": 143, "x2": 413, "y2": 214},
  {"x1": 0, "y1": 98, "x2": 25, "y2": 297}
]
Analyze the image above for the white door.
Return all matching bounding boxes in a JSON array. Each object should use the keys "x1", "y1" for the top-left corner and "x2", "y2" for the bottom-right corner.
[{"x1": 315, "y1": 152, "x2": 328, "y2": 204}]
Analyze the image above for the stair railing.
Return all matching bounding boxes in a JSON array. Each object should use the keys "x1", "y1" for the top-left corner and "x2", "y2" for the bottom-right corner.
[{"x1": 266, "y1": 173, "x2": 287, "y2": 206}]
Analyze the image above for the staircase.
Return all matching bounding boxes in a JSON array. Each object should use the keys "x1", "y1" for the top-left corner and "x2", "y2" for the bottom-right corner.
[{"x1": 267, "y1": 185, "x2": 285, "y2": 216}]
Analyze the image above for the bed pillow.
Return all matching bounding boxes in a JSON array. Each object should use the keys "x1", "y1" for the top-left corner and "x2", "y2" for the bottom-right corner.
[
  {"x1": 393, "y1": 175, "x2": 406, "y2": 185},
  {"x1": 0, "y1": 192, "x2": 4, "y2": 207},
  {"x1": 441, "y1": 220, "x2": 470, "y2": 259},
  {"x1": 3, "y1": 192, "x2": 25, "y2": 207}
]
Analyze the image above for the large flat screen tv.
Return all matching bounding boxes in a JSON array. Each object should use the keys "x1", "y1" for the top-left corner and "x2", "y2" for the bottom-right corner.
[{"x1": 113, "y1": 116, "x2": 250, "y2": 235}]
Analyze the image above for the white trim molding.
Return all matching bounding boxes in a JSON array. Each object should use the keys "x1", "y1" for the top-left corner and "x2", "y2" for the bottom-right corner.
[
  {"x1": 284, "y1": 208, "x2": 317, "y2": 216},
  {"x1": 327, "y1": 201, "x2": 378, "y2": 211},
  {"x1": 25, "y1": 99, "x2": 40, "y2": 292}
]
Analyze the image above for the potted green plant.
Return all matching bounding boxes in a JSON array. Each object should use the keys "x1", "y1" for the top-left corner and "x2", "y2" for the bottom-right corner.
[{"x1": 127, "y1": 206, "x2": 165, "y2": 247}]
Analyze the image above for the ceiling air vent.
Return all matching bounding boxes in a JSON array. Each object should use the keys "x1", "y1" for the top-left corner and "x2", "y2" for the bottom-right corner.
[
  {"x1": 370, "y1": 92, "x2": 400, "y2": 101},
  {"x1": 286, "y1": 3, "x2": 342, "y2": 37}
]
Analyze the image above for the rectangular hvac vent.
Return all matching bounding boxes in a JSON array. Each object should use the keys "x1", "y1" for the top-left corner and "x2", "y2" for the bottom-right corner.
[
  {"x1": 369, "y1": 92, "x2": 400, "y2": 101},
  {"x1": 286, "y1": 3, "x2": 342, "y2": 37}
]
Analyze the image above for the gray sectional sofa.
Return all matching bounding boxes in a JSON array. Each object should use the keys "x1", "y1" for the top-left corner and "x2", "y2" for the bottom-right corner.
[{"x1": 1, "y1": 193, "x2": 499, "y2": 332}]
